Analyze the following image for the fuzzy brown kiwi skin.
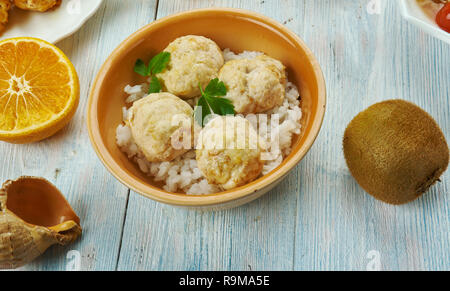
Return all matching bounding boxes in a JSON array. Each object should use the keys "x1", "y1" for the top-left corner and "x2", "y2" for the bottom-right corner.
[{"x1": 343, "y1": 100, "x2": 449, "y2": 205}]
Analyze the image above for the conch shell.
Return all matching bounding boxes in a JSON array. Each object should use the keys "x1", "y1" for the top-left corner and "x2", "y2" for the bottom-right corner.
[{"x1": 0, "y1": 176, "x2": 81, "y2": 269}]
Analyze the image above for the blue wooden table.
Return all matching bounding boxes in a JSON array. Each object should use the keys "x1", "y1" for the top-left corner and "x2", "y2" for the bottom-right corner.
[{"x1": 2, "y1": 0, "x2": 448, "y2": 271}]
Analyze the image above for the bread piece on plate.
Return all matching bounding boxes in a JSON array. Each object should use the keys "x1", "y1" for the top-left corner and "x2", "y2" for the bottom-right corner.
[{"x1": 14, "y1": 0, "x2": 61, "y2": 12}]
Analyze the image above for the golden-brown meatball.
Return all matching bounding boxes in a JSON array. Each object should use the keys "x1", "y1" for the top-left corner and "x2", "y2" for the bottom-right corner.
[
  {"x1": 196, "y1": 116, "x2": 264, "y2": 190},
  {"x1": 0, "y1": 0, "x2": 11, "y2": 34},
  {"x1": 14, "y1": 0, "x2": 61, "y2": 12},
  {"x1": 157, "y1": 35, "x2": 224, "y2": 99},
  {"x1": 219, "y1": 55, "x2": 287, "y2": 114},
  {"x1": 128, "y1": 93, "x2": 194, "y2": 162}
]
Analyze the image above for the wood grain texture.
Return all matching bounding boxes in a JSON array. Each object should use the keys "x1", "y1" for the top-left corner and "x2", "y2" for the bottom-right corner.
[
  {"x1": 1, "y1": 0, "x2": 448, "y2": 271},
  {"x1": 1, "y1": 0, "x2": 159, "y2": 271}
]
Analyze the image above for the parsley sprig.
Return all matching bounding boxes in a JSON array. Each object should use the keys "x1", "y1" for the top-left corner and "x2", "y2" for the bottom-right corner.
[
  {"x1": 194, "y1": 78, "x2": 235, "y2": 126},
  {"x1": 134, "y1": 52, "x2": 170, "y2": 94}
]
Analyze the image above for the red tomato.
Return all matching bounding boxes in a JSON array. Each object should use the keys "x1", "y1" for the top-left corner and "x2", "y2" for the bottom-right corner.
[{"x1": 436, "y1": 3, "x2": 450, "y2": 33}]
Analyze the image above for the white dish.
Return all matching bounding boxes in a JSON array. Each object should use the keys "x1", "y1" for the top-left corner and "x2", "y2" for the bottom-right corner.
[
  {"x1": 399, "y1": 0, "x2": 450, "y2": 45},
  {"x1": 0, "y1": 0, "x2": 103, "y2": 43}
]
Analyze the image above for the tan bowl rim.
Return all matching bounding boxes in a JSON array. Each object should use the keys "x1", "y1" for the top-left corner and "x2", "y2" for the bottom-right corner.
[{"x1": 87, "y1": 7, "x2": 327, "y2": 207}]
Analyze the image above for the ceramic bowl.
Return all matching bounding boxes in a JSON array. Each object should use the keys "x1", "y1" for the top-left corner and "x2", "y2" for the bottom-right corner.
[
  {"x1": 399, "y1": 0, "x2": 450, "y2": 45},
  {"x1": 88, "y1": 8, "x2": 326, "y2": 210}
]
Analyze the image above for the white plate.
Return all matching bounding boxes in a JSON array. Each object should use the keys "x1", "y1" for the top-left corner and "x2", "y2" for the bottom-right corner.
[
  {"x1": 399, "y1": 0, "x2": 450, "y2": 45},
  {"x1": 0, "y1": 0, "x2": 103, "y2": 43}
]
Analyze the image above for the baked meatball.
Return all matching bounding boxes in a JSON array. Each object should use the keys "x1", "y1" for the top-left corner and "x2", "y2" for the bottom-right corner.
[
  {"x1": 157, "y1": 35, "x2": 224, "y2": 99},
  {"x1": 128, "y1": 93, "x2": 194, "y2": 162},
  {"x1": 196, "y1": 116, "x2": 264, "y2": 190},
  {"x1": 219, "y1": 55, "x2": 287, "y2": 114}
]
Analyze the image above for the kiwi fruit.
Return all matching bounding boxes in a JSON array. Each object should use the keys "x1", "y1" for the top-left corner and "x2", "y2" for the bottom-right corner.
[{"x1": 343, "y1": 100, "x2": 449, "y2": 205}]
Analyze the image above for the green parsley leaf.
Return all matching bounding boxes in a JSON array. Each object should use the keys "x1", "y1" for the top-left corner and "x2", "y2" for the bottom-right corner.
[
  {"x1": 134, "y1": 52, "x2": 171, "y2": 77},
  {"x1": 204, "y1": 78, "x2": 227, "y2": 97},
  {"x1": 134, "y1": 52, "x2": 170, "y2": 94},
  {"x1": 195, "y1": 78, "x2": 235, "y2": 126},
  {"x1": 148, "y1": 52, "x2": 171, "y2": 74},
  {"x1": 194, "y1": 97, "x2": 212, "y2": 127},
  {"x1": 134, "y1": 59, "x2": 149, "y2": 76},
  {"x1": 148, "y1": 76, "x2": 162, "y2": 94}
]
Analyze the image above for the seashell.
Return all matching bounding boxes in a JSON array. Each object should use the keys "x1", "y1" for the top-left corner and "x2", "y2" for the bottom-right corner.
[{"x1": 0, "y1": 176, "x2": 81, "y2": 269}]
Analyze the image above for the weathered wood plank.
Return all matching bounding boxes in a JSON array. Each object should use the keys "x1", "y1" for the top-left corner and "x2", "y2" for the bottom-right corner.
[
  {"x1": 294, "y1": 0, "x2": 449, "y2": 271},
  {"x1": 117, "y1": 0, "x2": 307, "y2": 271}
]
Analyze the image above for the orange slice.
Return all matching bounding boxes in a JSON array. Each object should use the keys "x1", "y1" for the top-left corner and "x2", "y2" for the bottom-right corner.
[{"x1": 0, "y1": 37, "x2": 79, "y2": 144}]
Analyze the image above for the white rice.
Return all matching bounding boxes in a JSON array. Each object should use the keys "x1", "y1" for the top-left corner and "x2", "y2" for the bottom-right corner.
[{"x1": 116, "y1": 49, "x2": 302, "y2": 195}]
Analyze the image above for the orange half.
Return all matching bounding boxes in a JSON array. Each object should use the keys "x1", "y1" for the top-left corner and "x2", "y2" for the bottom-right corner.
[{"x1": 0, "y1": 37, "x2": 79, "y2": 144}]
